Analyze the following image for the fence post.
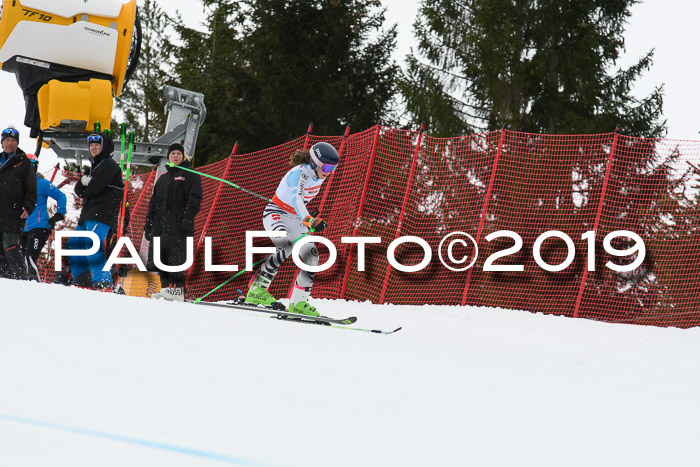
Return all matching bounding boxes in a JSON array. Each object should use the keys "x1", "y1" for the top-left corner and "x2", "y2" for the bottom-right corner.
[
  {"x1": 378, "y1": 123, "x2": 425, "y2": 304},
  {"x1": 131, "y1": 170, "x2": 156, "y2": 217},
  {"x1": 340, "y1": 124, "x2": 382, "y2": 299},
  {"x1": 573, "y1": 129, "x2": 620, "y2": 318},
  {"x1": 316, "y1": 125, "x2": 350, "y2": 212},
  {"x1": 185, "y1": 143, "x2": 238, "y2": 288},
  {"x1": 49, "y1": 164, "x2": 60, "y2": 183},
  {"x1": 460, "y1": 129, "x2": 507, "y2": 306},
  {"x1": 303, "y1": 122, "x2": 314, "y2": 150},
  {"x1": 124, "y1": 169, "x2": 157, "y2": 244}
]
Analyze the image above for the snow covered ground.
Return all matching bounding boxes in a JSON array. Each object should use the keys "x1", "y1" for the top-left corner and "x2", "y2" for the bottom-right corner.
[{"x1": 1, "y1": 278, "x2": 699, "y2": 467}]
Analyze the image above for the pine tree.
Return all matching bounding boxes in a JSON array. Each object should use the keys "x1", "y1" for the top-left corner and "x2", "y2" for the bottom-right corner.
[
  {"x1": 170, "y1": 0, "x2": 398, "y2": 165},
  {"x1": 114, "y1": 0, "x2": 172, "y2": 142},
  {"x1": 399, "y1": 0, "x2": 666, "y2": 137},
  {"x1": 168, "y1": 1, "x2": 250, "y2": 165}
]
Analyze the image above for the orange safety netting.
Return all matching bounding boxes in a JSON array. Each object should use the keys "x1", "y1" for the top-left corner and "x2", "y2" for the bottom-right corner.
[{"x1": 35, "y1": 126, "x2": 700, "y2": 328}]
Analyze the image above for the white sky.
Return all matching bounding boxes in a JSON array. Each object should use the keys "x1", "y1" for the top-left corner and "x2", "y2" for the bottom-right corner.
[{"x1": 1, "y1": 0, "x2": 698, "y2": 174}]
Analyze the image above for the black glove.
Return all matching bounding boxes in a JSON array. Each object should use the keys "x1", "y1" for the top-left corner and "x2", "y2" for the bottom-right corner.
[
  {"x1": 180, "y1": 218, "x2": 194, "y2": 236},
  {"x1": 48, "y1": 213, "x2": 64, "y2": 229},
  {"x1": 303, "y1": 215, "x2": 327, "y2": 233}
]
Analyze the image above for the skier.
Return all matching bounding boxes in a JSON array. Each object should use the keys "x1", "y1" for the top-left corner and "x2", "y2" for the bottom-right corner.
[
  {"x1": 66, "y1": 133, "x2": 123, "y2": 289},
  {"x1": 244, "y1": 141, "x2": 339, "y2": 316},
  {"x1": 146, "y1": 143, "x2": 202, "y2": 302},
  {"x1": 22, "y1": 154, "x2": 67, "y2": 281},
  {"x1": 0, "y1": 126, "x2": 37, "y2": 280}
]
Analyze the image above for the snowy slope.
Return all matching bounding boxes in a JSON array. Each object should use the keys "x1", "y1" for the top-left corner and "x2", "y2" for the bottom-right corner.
[{"x1": 1, "y1": 278, "x2": 699, "y2": 467}]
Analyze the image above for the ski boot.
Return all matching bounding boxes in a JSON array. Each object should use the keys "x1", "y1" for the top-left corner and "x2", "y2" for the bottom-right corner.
[
  {"x1": 245, "y1": 272, "x2": 281, "y2": 308},
  {"x1": 288, "y1": 285, "x2": 320, "y2": 317},
  {"x1": 93, "y1": 283, "x2": 114, "y2": 293},
  {"x1": 151, "y1": 284, "x2": 185, "y2": 302},
  {"x1": 288, "y1": 301, "x2": 320, "y2": 317},
  {"x1": 244, "y1": 286, "x2": 279, "y2": 306}
]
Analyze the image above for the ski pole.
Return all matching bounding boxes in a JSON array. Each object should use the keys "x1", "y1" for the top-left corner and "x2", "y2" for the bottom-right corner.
[
  {"x1": 168, "y1": 163, "x2": 272, "y2": 203},
  {"x1": 192, "y1": 228, "x2": 315, "y2": 303},
  {"x1": 192, "y1": 259, "x2": 265, "y2": 303}
]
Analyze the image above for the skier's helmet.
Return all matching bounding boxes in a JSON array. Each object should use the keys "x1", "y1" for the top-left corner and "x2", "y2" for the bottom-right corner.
[
  {"x1": 308, "y1": 142, "x2": 339, "y2": 172},
  {"x1": 26, "y1": 153, "x2": 38, "y2": 167}
]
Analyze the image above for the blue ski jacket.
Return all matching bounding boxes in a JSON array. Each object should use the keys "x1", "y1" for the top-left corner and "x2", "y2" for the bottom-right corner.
[{"x1": 24, "y1": 175, "x2": 67, "y2": 231}]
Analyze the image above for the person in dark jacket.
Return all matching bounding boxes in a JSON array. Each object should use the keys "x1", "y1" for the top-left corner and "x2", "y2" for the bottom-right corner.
[
  {"x1": 65, "y1": 133, "x2": 124, "y2": 289},
  {"x1": 22, "y1": 154, "x2": 67, "y2": 281},
  {"x1": 0, "y1": 126, "x2": 37, "y2": 280},
  {"x1": 146, "y1": 143, "x2": 202, "y2": 301}
]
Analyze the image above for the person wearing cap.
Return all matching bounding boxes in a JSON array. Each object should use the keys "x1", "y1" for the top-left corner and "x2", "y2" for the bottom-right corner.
[
  {"x1": 0, "y1": 126, "x2": 37, "y2": 280},
  {"x1": 243, "y1": 141, "x2": 339, "y2": 316},
  {"x1": 65, "y1": 132, "x2": 123, "y2": 289},
  {"x1": 22, "y1": 154, "x2": 67, "y2": 281},
  {"x1": 145, "y1": 143, "x2": 202, "y2": 301}
]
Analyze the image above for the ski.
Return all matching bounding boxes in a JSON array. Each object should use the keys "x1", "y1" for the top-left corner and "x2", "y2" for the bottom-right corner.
[
  {"x1": 333, "y1": 324, "x2": 402, "y2": 335},
  {"x1": 186, "y1": 299, "x2": 402, "y2": 334},
  {"x1": 187, "y1": 299, "x2": 357, "y2": 325}
]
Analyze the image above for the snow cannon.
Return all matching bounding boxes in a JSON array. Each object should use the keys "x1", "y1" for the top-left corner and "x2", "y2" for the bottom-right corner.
[{"x1": 0, "y1": 0, "x2": 141, "y2": 136}]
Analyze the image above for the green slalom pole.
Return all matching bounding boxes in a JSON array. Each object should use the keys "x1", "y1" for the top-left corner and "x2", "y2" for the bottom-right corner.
[
  {"x1": 120, "y1": 123, "x2": 126, "y2": 172},
  {"x1": 126, "y1": 130, "x2": 134, "y2": 181},
  {"x1": 169, "y1": 163, "x2": 317, "y2": 303},
  {"x1": 117, "y1": 131, "x2": 134, "y2": 239}
]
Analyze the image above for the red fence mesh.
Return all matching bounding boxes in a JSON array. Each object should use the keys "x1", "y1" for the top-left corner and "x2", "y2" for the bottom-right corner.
[{"x1": 37, "y1": 126, "x2": 700, "y2": 328}]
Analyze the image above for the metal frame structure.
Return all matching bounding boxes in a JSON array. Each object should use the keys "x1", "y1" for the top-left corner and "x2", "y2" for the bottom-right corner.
[{"x1": 46, "y1": 85, "x2": 206, "y2": 171}]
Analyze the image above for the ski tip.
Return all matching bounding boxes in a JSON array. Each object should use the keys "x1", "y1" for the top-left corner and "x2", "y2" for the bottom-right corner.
[{"x1": 368, "y1": 326, "x2": 402, "y2": 334}]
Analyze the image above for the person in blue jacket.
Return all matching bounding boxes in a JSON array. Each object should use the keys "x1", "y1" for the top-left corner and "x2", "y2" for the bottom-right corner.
[{"x1": 22, "y1": 154, "x2": 66, "y2": 281}]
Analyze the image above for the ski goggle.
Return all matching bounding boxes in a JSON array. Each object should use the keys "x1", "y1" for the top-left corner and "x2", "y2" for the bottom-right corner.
[
  {"x1": 2, "y1": 128, "x2": 19, "y2": 139},
  {"x1": 321, "y1": 163, "x2": 337, "y2": 174},
  {"x1": 87, "y1": 134, "x2": 102, "y2": 143}
]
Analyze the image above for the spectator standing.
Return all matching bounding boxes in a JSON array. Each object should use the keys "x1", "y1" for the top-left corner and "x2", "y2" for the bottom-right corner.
[
  {"x1": 146, "y1": 143, "x2": 202, "y2": 302},
  {"x1": 66, "y1": 133, "x2": 123, "y2": 289},
  {"x1": 22, "y1": 154, "x2": 67, "y2": 281},
  {"x1": 0, "y1": 126, "x2": 37, "y2": 280}
]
